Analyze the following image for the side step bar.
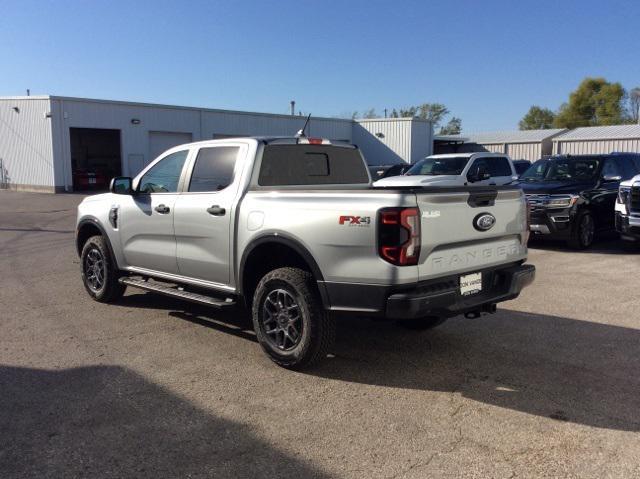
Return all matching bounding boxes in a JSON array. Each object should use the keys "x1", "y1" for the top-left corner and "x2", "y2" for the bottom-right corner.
[{"x1": 119, "y1": 277, "x2": 236, "y2": 308}]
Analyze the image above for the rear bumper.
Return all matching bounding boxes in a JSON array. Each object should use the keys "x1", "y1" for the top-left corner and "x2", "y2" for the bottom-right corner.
[
  {"x1": 615, "y1": 212, "x2": 640, "y2": 241},
  {"x1": 321, "y1": 262, "x2": 535, "y2": 319}
]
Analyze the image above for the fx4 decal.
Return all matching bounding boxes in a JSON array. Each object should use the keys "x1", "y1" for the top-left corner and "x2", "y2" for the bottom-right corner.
[{"x1": 339, "y1": 215, "x2": 371, "y2": 226}]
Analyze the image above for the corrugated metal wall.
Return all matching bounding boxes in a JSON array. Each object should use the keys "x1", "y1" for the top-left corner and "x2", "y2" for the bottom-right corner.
[
  {"x1": 553, "y1": 139, "x2": 640, "y2": 155},
  {"x1": 50, "y1": 98, "x2": 353, "y2": 189},
  {"x1": 505, "y1": 143, "x2": 541, "y2": 161},
  {"x1": 478, "y1": 143, "x2": 505, "y2": 154},
  {"x1": 410, "y1": 120, "x2": 433, "y2": 162},
  {"x1": 353, "y1": 119, "x2": 414, "y2": 165},
  {"x1": 0, "y1": 98, "x2": 55, "y2": 191}
]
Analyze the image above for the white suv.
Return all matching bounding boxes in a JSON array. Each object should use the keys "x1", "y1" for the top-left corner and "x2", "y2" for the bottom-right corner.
[{"x1": 373, "y1": 153, "x2": 518, "y2": 188}]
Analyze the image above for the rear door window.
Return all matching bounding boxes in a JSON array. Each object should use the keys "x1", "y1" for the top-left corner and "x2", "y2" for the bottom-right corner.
[
  {"x1": 188, "y1": 146, "x2": 239, "y2": 192},
  {"x1": 259, "y1": 145, "x2": 369, "y2": 186}
]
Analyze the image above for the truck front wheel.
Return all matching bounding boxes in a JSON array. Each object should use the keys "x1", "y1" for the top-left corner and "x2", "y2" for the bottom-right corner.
[
  {"x1": 252, "y1": 267, "x2": 335, "y2": 369},
  {"x1": 80, "y1": 235, "x2": 126, "y2": 303},
  {"x1": 568, "y1": 210, "x2": 595, "y2": 249}
]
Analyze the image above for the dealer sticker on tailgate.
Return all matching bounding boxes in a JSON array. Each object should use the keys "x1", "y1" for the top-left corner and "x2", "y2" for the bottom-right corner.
[{"x1": 460, "y1": 272, "x2": 482, "y2": 296}]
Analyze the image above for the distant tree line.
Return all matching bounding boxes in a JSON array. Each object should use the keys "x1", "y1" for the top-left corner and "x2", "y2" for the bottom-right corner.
[
  {"x1": 519, "y1": 77, "x2": 640, "y2": 130},
  {"x1": 351, "y1": 103, "x2": 462, "y2": 135}
]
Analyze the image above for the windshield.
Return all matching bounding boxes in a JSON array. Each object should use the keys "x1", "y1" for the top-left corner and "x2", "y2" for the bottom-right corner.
[
  {"x1": 520, "y1": 157, "x2": 601, "y2": 182},
  {"x1": 405, "y1": 156, "x2": 469, "y2": 176}
]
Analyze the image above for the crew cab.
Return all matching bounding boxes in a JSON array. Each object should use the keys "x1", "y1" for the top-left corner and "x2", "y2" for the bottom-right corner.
[
  {"x1": 373, "y1": 153, "x2": 517, "y2": 188},
  {"x1": 615, "y1": 174, "x2": 640, "y2": 242},
  {"x1": 520, "y1": 153, "x2": 640, "y2": 249},
  {"x1": 75, "y1": 137, "x2": 535, "y2": 368}
]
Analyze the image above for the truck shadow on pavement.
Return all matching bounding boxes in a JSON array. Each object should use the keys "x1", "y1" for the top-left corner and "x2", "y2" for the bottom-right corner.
[
  {"x1": 0, "y1": 364, "x2": 330, "y2": 479},
  {"x1": 315, "y1": 310, "x2": 640, "y2": 432},
  {"x1": 118, "y1": 293, "x2": 640, "y2": 433}
]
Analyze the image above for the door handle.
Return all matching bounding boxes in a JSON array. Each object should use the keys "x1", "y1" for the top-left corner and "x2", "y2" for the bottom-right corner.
[
  {"x1": 207, "y1": 205, "x2": 226, "y2": 216},
  {"x1": 154, "y1": 204, "x2": 170, "y2": 214}
]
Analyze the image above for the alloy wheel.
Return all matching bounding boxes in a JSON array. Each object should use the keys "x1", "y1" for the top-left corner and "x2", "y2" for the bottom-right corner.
[
  {"x1": 84, "y1": 248, "x2": 105, "y2": 292},
  {"x1": 580, "y1": 215, "x2": 594, "y2": 247},
  {"x1": 261, "y1": 289, "x2": 303, "y2": 351}
]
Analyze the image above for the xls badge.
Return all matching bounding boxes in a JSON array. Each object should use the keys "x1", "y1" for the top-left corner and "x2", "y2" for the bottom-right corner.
[
  {"x1": 473, "y1": 212, "x2": 496, "y2": 231},
  {"x1": 339, "y1": 215, "x2": 371, "y2": 227}
]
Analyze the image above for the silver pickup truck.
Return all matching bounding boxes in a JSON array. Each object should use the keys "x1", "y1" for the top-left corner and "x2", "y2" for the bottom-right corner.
[{"x1": 75, "y1": 136, "x2": 535, "y2": 368}]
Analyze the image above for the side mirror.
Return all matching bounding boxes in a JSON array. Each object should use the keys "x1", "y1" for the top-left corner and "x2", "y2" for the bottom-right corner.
[
  {"x1": 468, "y1": 165, "x2": 491, "y2": 183},
  {"x1": 602, "y1": 174, "x2": 622, "y2": 182},
  {"x1": 110, "y1": 176, "x2": 133, "y2": 195}
]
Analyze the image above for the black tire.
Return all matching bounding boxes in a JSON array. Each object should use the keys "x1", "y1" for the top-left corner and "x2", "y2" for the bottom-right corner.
[
  {"x1": 397, "y1": 316, "x2": 447, "y2": 330},
  {"x1": 568, "y1": 210, "x2": 595, "y2": 249},
  {"x1": 80, "y1": 235, "x2": 126, "y2": 303},
  {"x1": 252, "y1": 267, "x2": 335, "y2": 369}
]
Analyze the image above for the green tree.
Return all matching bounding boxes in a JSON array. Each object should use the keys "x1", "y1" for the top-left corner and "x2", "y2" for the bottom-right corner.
[
  {"x1": 628, "y1": 87, "x2": 640, "y2": 123},
  {"x1": 398, "y1": 106, "x2": 418, "y2": 118},
  {"x1": 416, "y1": 103, "x2": 449, "y2": 128},
  {"x1": 519, "y1": 106, "x2": 556, "y2": 130},
  {"x1": 439, "y1": 117, "x2": 462, "y2": 135},
  {"x1": 554, "y1": 77, "x2": 626, "y2": 128},
  {"x1": 363, "y1": 108, "x2": 378, "y2": 119}
]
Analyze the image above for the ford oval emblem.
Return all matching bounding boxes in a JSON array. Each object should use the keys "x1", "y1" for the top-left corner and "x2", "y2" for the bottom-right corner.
[{"x1": 473, "y1": 212, "x2": 496, "y2": 231}]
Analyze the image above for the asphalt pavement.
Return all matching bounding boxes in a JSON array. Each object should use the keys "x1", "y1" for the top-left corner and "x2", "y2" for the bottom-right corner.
[{"x1": 1, "y1": 190, "x2": 639, "y2": 478}]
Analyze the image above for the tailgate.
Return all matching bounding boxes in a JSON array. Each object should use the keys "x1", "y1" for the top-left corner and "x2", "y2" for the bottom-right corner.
[{"x1": 416, "y1": 187, "x2": 528, "y2": 280}]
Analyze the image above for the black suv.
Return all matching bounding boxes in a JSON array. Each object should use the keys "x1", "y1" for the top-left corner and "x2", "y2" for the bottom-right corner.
[{"x1": 519, "y1": 153, "x2": 640, "y2": 248}]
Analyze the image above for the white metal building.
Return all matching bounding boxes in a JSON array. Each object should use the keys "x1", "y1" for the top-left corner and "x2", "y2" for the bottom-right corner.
[
  {"x1": 0, "y1": 95, "x2": 432, "y2": 192},
  {"x1": 353, "y1": 118, "x2": 433, "y2": 165},
  {"x1": 552, "y1": 124, "x2": 640, "y2": 155},
  {"x1": 463, "y1": 129, "x2": 567, "y2": 161}
]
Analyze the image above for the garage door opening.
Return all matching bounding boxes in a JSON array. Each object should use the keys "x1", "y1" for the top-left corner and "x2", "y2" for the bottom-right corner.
[{"x1": 70, "y1": 128, "x2": 122, "y2": 191}]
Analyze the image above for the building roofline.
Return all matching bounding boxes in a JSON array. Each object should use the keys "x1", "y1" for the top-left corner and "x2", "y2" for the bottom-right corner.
[
  {"x1": 355, "y1": 117, "x2": 433, "y2": 124},
  {"x1": 0, "y1": 95, "x2": 51, "y2": 100},
  {"x1": 0, "y1": 94, "x2": 354, "y2": 124}
]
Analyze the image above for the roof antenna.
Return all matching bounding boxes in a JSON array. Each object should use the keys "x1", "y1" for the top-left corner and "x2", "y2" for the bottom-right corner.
[{"x1": 295, "y1": 114, "x2": 311, "y2": 138}]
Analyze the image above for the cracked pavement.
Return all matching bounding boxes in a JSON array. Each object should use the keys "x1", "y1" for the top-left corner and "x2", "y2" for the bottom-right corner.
[{"x1": 1, "y1": 191, "x2": 639, "y2": 478}]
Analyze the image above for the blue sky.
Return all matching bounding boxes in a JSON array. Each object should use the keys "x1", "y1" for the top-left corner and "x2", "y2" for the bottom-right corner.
[{"x1": 1, "y1": 0, "x2": 639, "y2": 132}]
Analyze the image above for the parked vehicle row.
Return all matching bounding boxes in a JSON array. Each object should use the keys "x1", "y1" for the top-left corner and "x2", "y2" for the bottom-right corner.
[
  {"x1": 76, "y1": 136, "x2": 535, "y2": 369},
  {"x1": 371, "y1": 150, "x2": 640, "y2": 250},
  {"x1": 616, "y1": 173, "x2": 640, "y2": 243},
  {"x1": 520, "y1": 153, "x2": 640, "y2": 249},
  {"x1": 373, "y1": 152, "x2": 517, "y2": 187}
]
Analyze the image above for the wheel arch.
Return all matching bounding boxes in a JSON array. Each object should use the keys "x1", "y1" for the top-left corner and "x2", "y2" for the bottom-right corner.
[
  {"x1": 76, "y1": 217, "x2": 119, "y2": 267},
  {"x1": 238, "y1": 234, "x2": 328, "y2": 310}
]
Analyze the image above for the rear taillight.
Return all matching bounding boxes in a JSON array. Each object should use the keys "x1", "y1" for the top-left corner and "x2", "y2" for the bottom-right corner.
[
  {"x1": 523, "y1": 199, "x2": 531, "y2": 244},
  {"x1": 378, "y1": 207, "x2": 421, "y2": 266}
]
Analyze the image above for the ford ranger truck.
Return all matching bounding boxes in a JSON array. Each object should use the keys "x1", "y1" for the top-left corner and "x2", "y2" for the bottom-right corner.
[
  {"x1": 75, "y1": 137, "x2": 535, "y2": 369},
  {"x1": 615, "y1": 174, "x2": 640, "y2": 242}
]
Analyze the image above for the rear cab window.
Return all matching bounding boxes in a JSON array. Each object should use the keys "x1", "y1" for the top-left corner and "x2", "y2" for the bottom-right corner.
[{"x1": 258, "y1": 145, "x2": 369, "y2": 186}]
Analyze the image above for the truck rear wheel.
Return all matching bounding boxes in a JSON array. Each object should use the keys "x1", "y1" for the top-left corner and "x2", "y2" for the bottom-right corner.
[
  {"x1": 252, "y1": 267, "x2": 335, "y2": 369},
  {"x1": 80, "y1": 235, "x2": 126, "y2": 303}
]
